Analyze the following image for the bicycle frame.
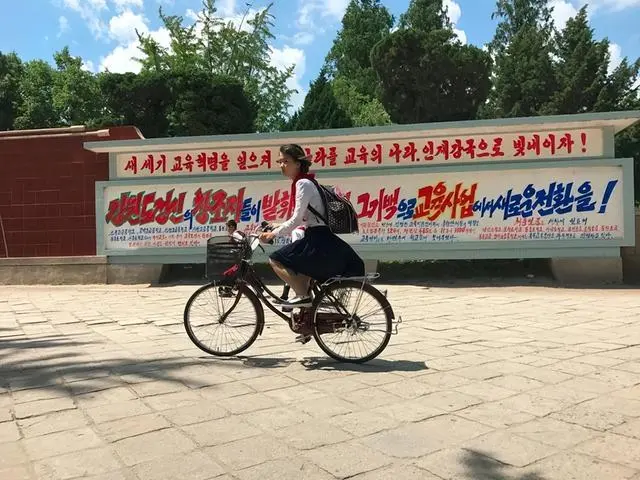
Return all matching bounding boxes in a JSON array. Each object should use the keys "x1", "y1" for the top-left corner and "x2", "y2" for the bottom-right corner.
[
  {"x1": 221, "y1": 232, "x2": 382, "y2": 332},
  {"x1": 238, "y1": 260, "x2": 324, "y2": 323}
]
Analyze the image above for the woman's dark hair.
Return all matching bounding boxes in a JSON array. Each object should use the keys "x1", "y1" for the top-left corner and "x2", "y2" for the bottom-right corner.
[
  {"x1": 226, "y1": 219, "x2": 237, "y2": 229},
  {"x1": 280, "y1": 143, "x2": 311, "y2": 174}
]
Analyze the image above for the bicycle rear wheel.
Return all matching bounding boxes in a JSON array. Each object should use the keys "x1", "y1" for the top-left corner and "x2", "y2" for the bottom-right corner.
[
  {"x1": 184, "y1": 282, "x2": 263, "y2": 356},
  {"x1": 311, "y1": 280, "x2": 393, "y2": 363}
]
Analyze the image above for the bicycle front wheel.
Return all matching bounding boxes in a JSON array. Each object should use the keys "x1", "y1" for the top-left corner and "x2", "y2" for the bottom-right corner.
[
  {"x1": 184, "y1": 282, "x2": 263, "y2": 356},
  {"x1": 311, "y1": 280, "x2": 393, "y2": 363}
]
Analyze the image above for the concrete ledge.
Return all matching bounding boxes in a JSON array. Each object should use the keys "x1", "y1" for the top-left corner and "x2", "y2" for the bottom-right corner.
[
  {"x1": 550, "y1": 257, "x2": 623, "y2": 285},
  {"x1": 107, "y1": 264, "x2": 163, "y2": 285},
  {"x1": 0, "y1": 256, "x2": 107, "y2": 266},
  {"x1": 0, "y1": 256, "x2": 108, "y2": 285}
]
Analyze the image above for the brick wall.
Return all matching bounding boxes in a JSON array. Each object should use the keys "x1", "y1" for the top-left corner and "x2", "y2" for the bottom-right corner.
[{"x1": 0, "y1": 126, "x2": 143, "y2": 257}]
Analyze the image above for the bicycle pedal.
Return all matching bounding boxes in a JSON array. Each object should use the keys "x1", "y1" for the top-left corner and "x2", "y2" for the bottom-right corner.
[{"x1": 295, "y1": 334, "x2": 312, "y2": 344}]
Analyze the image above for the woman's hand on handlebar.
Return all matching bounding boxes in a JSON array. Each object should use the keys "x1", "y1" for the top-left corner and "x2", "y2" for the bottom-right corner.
[{"x1": 258, "y1": 231, "x2": 276, "y2": 244}]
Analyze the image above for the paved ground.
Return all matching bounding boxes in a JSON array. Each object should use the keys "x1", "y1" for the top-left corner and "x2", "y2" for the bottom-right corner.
[{"x1": 1, "y1": 282, "x2": 640, "y2": 480}]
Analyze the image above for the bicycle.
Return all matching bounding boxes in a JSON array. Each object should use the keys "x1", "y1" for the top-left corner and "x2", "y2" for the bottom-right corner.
[{"x1": 183, "y1": 226, "x2": 401, "y2": 363}]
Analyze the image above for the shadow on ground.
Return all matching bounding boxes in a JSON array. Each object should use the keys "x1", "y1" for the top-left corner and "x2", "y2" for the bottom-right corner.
[
  {"x1": 300, "y1": 356, "x2": 428, "y2": 373},
  {"x1": 0, "y1": 332, "x2": 216, "y2": 393},
  {"x1": 1, "y1": 329, "x2": 424, "y2": 394},
  {"x1": 462, "y1": 449, "x2": 545, "y2": 480}
]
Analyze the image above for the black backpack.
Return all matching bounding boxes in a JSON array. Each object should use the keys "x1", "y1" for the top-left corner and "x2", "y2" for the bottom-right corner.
[{"x1": 307, "y1": 178, "x2": 359, "y2": 234}]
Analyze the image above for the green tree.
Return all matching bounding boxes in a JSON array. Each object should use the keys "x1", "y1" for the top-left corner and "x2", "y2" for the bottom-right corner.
[
  {"x1": 167, "y1": 70, "x2": 255, "y2": 136},
  {"x1": 0, "y1": 51, "x2": 23, "y2": 131},
  {"x1": 13, "y1": 60, "x2": 58, "y2": 129},
  {"x1": 370, "y1": 0, "x2": 491, "y2": 124},
  {"x1": 136, "y1": 0, "x2": 295, "y2": 132},
  {"x1": 286, "y1": 72, "x2": 352, "y2": 131},
  {"x1": 97, "y1": 71, "x2": 172, "y2": 138},
  {"x1": 292, "y1": 0, "x2": 393, "y2": 129},
  {"x1": 97, "y1": 69, "x2": 255, "y2": 138},
  {"x1": 541, "y1": 5, "x2": 640, "y2": 115},
  {"x1": 486, "y1": 0, "x2": 557, "y2": 118},
  {"x1": 325, "y1": 0, "x2": 394, "y2": 98},
  {"x1": 327, "y1": 0, "x2": 394, "y2": 127},
  {"x1": 52, "y1": 47, "x2": 102, "y2": 126},
  {"x1": 331, "y1": 75, "x2": 391, "y2": 126},
  {"x1": 398, "y1": 0, "x2": 450, "y2": 31}
]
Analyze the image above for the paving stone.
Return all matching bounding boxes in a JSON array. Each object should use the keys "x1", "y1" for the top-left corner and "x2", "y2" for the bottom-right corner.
[
  {"x1": 417, "y1": 447, "x2": 523, "y2": 479},
  {"x1": 523, "y1": 452, "x2": 638, "y2": 480},
  {"x1": 76, "y1": 387, "x2": 137, "y2": 407},
  {"x1": 113, "y1": 428, "x2": 197, "y2": 466},
  {"x1": 274, "y1": 419, "x2": 352, "y2": 449},
  {"x1": 205, "y1": 434, "x2": 295, "y2": 471},
  {"x1": 23, "y1": 427, "x2": 104, "y2": 460},
  {"x1": 160, "y1": 401, "x2": 229, "y2": 426},
  {"x1": 143, "y1": 390, "x2": 204, "y2": 411},
  {"x1": 129, "y1": 380, "x2": 186, "y2": 397},
  {"x1": 4, "y1": 283, "x2": 640, "y2": 480},
  {"x1": 0, "y1": 441, "x2": 29, "y2": 469},
  {"x1": 574, "y1": 433, "x2": 640, "y2": 469},
  {"x1": 132, "y1": 450, "x2": 225, "y2": 480},
  {"x1": 461, "y1": 430, "x2": 557, "y2": 467},
  {"x1": 0, "y1": 421, "x2": 20, "y2": 443},
  {"x1": 241, "y1": 374, "x2": 299, "y2": 392},
  {"x1": 94, "y1": 413, "x2": 171, "y2": 443},
  {"x1": 497, "y1": 393, "x2": 569, "y2": 417},
  {"x1": 612, "y1": 418, "x2": 640, "y2": 439},
  {"x1": 181, "y1": 416, "x2": 261, "y2": 447},
  {"x1": 33, "y1": 447, "x2": 122, "y2": 479},
  {"x1": 452, "y1": 381, "x2": 518, "y2": 402},
  {"x1": 0, "y1": 408, "x2": 11, "y2": 423},
  {"x1": 350, "y1": 464, "x2": 440, "y2": 479},
  {"x1": 198, "y1": 381, "x2": 256, "y2": 401},
  {"x1": 234, "y1": 458, "x2": 334, "y2": 480},
  {"x1": 507, "y1": 417, "x2": 598, "y2": 449},
  {"x1": 18, "y1": 409, "x2": 88, "y2": 438},
  {"x1": 262, "y1": 384, "x2": 329, "y2": 404},
  {"x1": 217, "y1": 391, "x2": 283, "y2": 414},
  {"x1": 0, "y1": 465, "x2": 33, "y2": 480},
  {"x1": 11, "y1": 387, "x2": 69, "y2": 404},
  {"x1": 84, "y1": 399, "x2": 153, "y2": 424},
  {"x1": 364, "y1": 415, "x2": 493, "y2": 458},
  {"x1": 329, "y1": 410, "x2": 400, "y2": 437},
  {"x1": 296, "y1": 396, "x2": 356, "y2": 418},
  {"x1": 457, "y1": 402, "x2": 535, "y2": 429},
  {"x1": 371, "y1": 397, "x2": 445, "y2": 423},
  {"x1": 240, "y1": 406, "x2": 312, "y2": 431},
  {"x1": 306, "y1": 440, "x2": 392, "y2": 478},
  {"x1": 13, "y1": 397, "x2": 76, "y2": 419}
]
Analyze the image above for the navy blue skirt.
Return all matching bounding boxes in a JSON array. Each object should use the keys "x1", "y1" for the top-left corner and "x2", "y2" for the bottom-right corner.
[{"x1": 269, "y1": 226, "x2": 365, "y2": 282}]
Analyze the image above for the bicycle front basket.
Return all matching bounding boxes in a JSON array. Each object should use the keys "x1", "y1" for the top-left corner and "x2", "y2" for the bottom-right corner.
[{"x1": 205, "y1": 236, "x2": 246, "y2": 282}]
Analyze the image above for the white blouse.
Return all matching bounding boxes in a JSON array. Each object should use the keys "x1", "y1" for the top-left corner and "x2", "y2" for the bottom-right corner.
[{"x1": 273, "y1": 179, "x2": 326, "y2": 237}]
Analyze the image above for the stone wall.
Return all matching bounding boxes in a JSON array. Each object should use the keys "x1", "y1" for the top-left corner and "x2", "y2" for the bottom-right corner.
[{"x1": 0, "y1": 126, "x2": 142, "y2": 258}]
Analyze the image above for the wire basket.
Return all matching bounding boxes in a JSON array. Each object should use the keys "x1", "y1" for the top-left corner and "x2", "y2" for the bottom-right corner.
[{"x1": 205, "y1": 235, "x2": 249, "y2": 282}]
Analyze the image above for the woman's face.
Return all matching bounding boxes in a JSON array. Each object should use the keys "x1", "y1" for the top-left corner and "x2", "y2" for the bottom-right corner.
[{"x1": 278, "y1": 151, "x2": 300, "y2": 179}]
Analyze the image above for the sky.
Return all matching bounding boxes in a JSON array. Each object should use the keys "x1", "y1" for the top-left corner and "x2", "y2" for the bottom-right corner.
[{"x1": 0, "y1": 0, "x2": 639, "y2": 111}]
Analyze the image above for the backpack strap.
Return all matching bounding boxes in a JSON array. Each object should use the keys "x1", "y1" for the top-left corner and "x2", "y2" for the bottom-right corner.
[{"x1": 306, "y1": 178, "x2": 328, "y2": 225}]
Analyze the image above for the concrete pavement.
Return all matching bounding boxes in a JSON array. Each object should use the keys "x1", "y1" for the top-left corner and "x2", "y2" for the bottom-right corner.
[{"x1": 1, "y1": 282, "x2": 640, "y2": 479}]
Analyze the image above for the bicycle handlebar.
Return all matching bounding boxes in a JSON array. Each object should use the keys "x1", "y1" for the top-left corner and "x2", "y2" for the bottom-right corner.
[{"x1": 244, "y1": 221, "x2": 276, "y2": 253}]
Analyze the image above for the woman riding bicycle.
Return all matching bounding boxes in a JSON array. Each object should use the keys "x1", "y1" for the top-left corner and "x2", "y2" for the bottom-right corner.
[{"x1": 259, "y1": 144, "x2": 365, "y2": 308}]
